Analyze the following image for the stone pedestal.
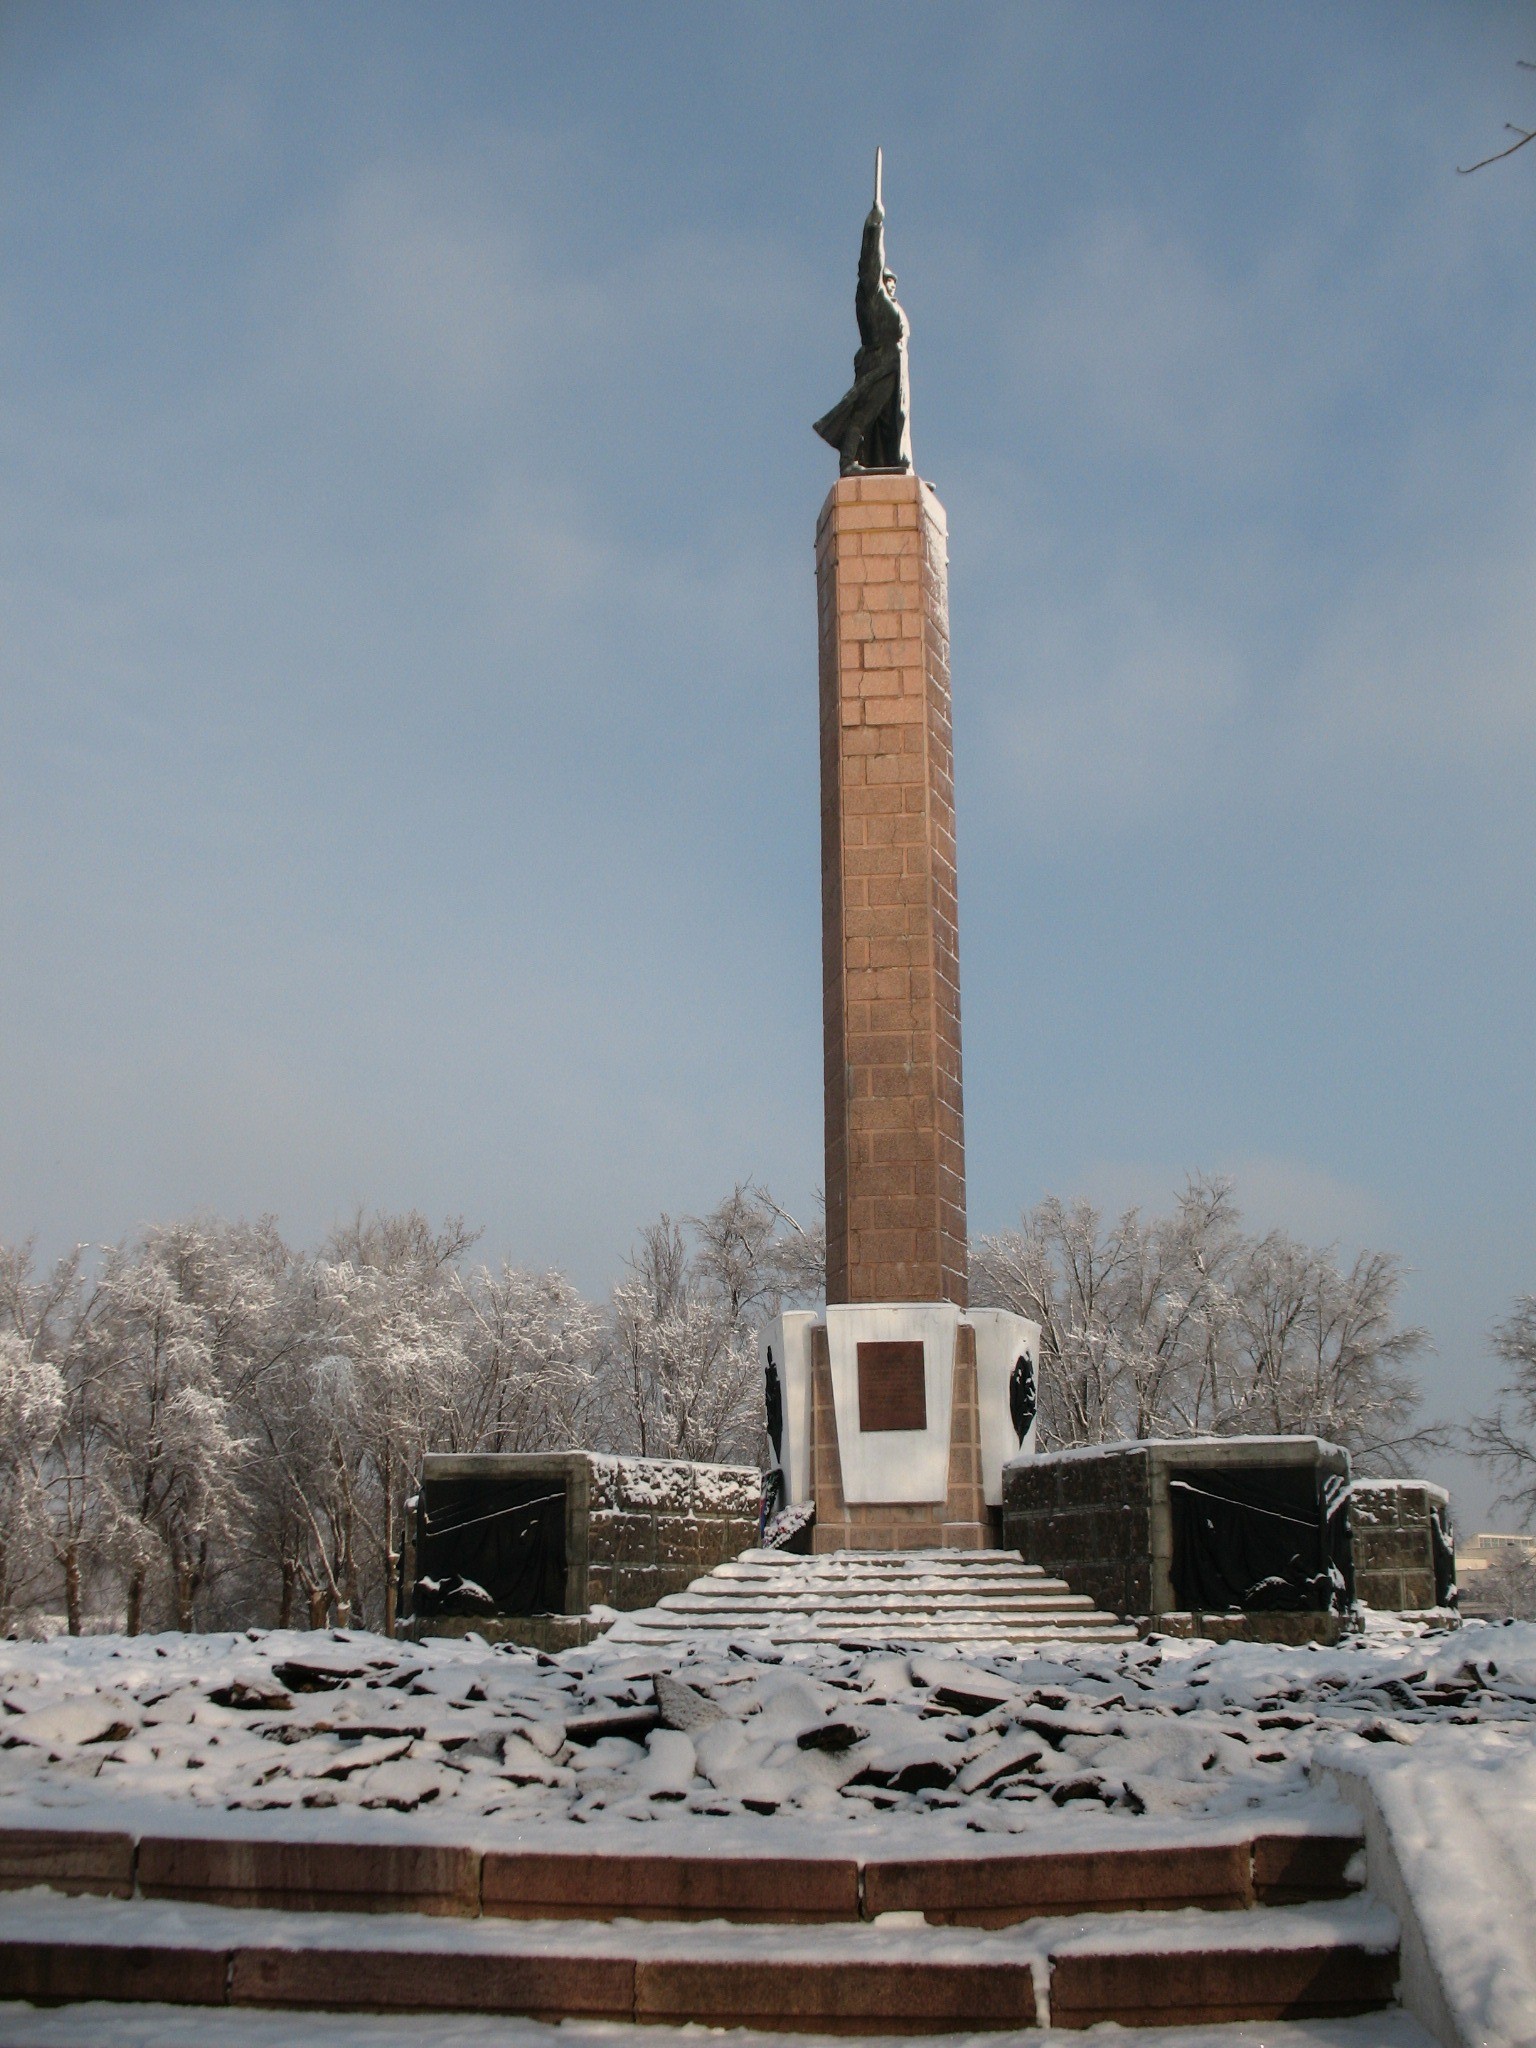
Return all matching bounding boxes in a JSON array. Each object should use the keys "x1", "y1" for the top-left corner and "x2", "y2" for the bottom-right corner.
[
  {"x1": 402, "y1": 1453, "x2": 760, "y2": 1645},
  {"x1": 761, "y1": 1306, "x2": 1038, "y2": 1554},
  {"x1": 1349, "y1": 1480, "x2": 1455, "y2": 1613},
  {"x1": 1000, "y1": 1436, "x2": 1354, "y2": 1627},
  {"x1": 810, "y1": 1316, "x2": 985, "y2": 1550},
  {"x1": 816, "y1": 474, "x2": 966, "y2": 1306}
]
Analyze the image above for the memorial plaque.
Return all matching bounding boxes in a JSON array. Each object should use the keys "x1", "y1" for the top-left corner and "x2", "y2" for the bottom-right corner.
[{"x1": 856, "y1": 1339, "x2": 927, "y2": 1432}]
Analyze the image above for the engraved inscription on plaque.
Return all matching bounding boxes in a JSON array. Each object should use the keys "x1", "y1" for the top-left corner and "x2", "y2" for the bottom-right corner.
[{"x1": 856, "y1": 1339, "x2": 928, "y2": 1433}]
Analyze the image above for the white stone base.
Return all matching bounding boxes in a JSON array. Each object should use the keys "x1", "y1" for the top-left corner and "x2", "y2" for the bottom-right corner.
[{"x1": 760, "y1": 1303, "x2": 1038, "y2": 1514}]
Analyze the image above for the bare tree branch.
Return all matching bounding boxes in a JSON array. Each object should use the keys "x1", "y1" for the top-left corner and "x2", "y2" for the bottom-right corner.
[{"x1": 1458, "y1": 124, "x2": 1536, "y2": 176}]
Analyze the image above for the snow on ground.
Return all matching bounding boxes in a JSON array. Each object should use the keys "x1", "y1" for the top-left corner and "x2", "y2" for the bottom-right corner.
[
  {"x1": 0, "y1": 1612, "x2": 1532, "y2": 1851},
  {"x1": 1319, "y1": 1719, "x2": 1536, "y2": 2048},
  {"x1": 0, "y1": 2009, "x2": 1443, "y2": 2048},
  {"x1": 3, "y1": 1615, "x2": 1535, "y2": 2042},
  {"x1": 0, "y1": 1886, "x2": 1402, "y2": 1963}
]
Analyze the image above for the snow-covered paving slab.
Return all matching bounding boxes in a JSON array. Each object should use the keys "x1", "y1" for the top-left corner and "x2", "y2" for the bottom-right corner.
[
  {"x1": 6, "y1": 1612, "x2": 1535, "y2": 2041},
  {"x1": 2, "y1": 1612, "x2": 1530, "y2": 1849},
  {"x1": 1321, "y1": 1722, "x2": 1536, "y2": 2048},
  {"x1": 0, "y1": 1885, "x2": 1398, "y2": 1965},
  {"x1": 0, "y1": 2006, "x2": 1443, "y2": 2048},
  {"x1": 0, "y1": 1888, "x2": 1401, "y2": 2035}
]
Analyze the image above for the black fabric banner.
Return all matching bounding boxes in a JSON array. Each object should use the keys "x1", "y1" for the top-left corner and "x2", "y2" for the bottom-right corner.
[
  {"x1": 1170, "y1": 1464, "x2": 1348, "y2": 1614},
  {"x1": 414, "y1": 1476, "x2": 567, "y2": 1617}
]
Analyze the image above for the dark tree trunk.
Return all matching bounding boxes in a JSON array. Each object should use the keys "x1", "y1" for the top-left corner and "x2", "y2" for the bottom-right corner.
[{"x1": 64, "y1": 1548, "x2": 82, "y2": 1637}]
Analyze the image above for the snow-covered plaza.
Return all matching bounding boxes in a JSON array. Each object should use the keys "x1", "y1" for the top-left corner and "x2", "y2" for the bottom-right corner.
[{"x1": 0, "y1": 1606, "x2": 1533, "y2": 2045}]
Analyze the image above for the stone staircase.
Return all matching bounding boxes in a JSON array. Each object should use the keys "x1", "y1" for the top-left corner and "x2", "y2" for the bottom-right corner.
[
  {"x1": 606, "y1": 1546, "x2": 1137, "y2": 1647},
  {"x1": 0, "y1": 1820, "x2": 1401, "y2": 2035}
]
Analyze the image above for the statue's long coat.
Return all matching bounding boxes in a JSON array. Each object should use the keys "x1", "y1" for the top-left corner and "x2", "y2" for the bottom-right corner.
[{"x1": 814, "y1": 215, "x2": 912, "y2": 472}]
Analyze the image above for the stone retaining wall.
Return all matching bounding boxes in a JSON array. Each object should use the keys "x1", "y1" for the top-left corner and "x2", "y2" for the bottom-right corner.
[
  {"x1": 1001, "y1": 1437, "x2": 1352, "y2": 1625},
  {"x1": 584, "y1": 1455, "x2": 760, "y2": 1614},
  {"x1": 404, "y1": 1452, "x2": 760, "y2": 1643},
  {"x1": 1349, "y1": 1480, "x2": 1453, "y2": 1613},
  {"x1": 1000, "y1": 1444, "x2": 1156, "y2": 1617}
]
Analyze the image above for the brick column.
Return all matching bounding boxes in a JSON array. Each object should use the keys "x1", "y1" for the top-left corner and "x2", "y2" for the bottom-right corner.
[{"x1": 817, "y1": 474, "x2": 966, "y2": 1306}]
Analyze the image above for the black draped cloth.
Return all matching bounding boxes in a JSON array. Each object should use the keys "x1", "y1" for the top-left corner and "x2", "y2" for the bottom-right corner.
[
  {"x1": 414, "y1": 1474, "x2": 567, "y2": 1617},
  {"x1": 1169, "y1": 1465, "x2": 1351, "y2": 1614}
]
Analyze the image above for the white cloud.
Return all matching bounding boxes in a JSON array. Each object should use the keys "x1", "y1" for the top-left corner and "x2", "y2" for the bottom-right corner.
[
  {"x1": 1010, "y1": 209, "x2": 1350, "y2": 478},
  {"x1": 1300, "y1": 484, "x2": 1536, "y2": 771},
  {"x1": 961, "y1": 169, "x2": 1536, "y2": 841}
]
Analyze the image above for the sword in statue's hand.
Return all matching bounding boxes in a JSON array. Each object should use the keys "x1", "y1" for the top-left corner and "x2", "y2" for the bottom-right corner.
[{"x1": 870, "y1": 145, "x2": 885, "y2": 224}]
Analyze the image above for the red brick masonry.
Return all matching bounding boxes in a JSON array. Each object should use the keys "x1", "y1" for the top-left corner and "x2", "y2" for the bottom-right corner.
[
  {"x1": 0, "y1": 1823, "x2": 1366, "y2": 1921},
  {"x1": 817, "y1": 475, "x2": 966, "y2": 1306},
  {"x1": 0, "y1": 1824, "x2": 1390, "y2": 2031}
]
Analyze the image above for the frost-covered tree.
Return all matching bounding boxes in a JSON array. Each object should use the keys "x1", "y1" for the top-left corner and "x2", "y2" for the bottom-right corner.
[
  {"x1": 971, "y1": 1180, "x2": 1241, "y2": 1445},
  {"x1": 1466, "y1": 1296, "x2": 1536, "y2": 1530},
  {"x1": 311, "y1": 1211, "x2": 479, "y2": 1632},
  {"x1": 86, "y1": 1222, "x2": 282, "y2": 1630},
  {"x1": 603, "y1": 1218, "x2": 756, "y2": 1462},
  {"x1": 0, "y1": 1329, "x2": 63, "y2": 1628},
  {"x1": 449, "y1": 1265, "x2": 604, "y2": 1456},
  {"x1": 1469, "y1": 1539, "x2": 1536, "y2": 1621},
  {"x1": 1223, "y1": 1236, "x2": 1432, "y2": 1469},
  {"x1": 597, "y1": 1186, "x2": 818, "y2": 1467},
  {"x1": 972, "y1": 1179, "x2": 1436, "y2": 1469},
  {"x1": 0, "y1": 1243, "x2": 116, "y2": 1633}
]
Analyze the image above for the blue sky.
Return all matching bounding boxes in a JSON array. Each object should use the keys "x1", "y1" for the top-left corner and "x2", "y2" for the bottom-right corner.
[{"x1": 4, "y1": 3, "x2": 1535, "y2": 1523}]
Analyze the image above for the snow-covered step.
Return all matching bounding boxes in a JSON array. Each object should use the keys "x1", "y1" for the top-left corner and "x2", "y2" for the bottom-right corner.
[
  {"x1": 0, "y1": 2002, "x2": 1445, "y2": 2048},
  {"x1": 650, "y1": 1595, "x2": 1105, "y2": 1615},
  {"x1": 684, "y1": 1596, "x2": 1112, "y2": 1614},
  {"x1": 624, "y1": 1602, "x2": 1124, "y2": 1621},
  {"x1": 0, "y1": 1887, "x2": 1399, "y2": 2030},
  {"x1": 0, "y1": 1819, "x2": 1367, "y2": 1924},
  {"x1": 667, "y1": 1572, "x2": 1097, "y2": 1589},
  {"x1": 618, "y1": 1620, "x2": 1138, "y2": 1645},
  {"x1": 609, "y1": 1548, "x2": 1135, "y2": 1646},
  {"x1": 713, "y1": 1555, "x2": 1056, "y2": 1575},
  {"x1": 716, "y1": 1554, "x2": 1054, "y2": 1578}
]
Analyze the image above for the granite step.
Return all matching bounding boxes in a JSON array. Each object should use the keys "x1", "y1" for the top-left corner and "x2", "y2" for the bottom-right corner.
[
  {"x1": 0, "y1": 2005, "x2": 1437, "y2": 2047},
  {"x1": 0, "y1": 1888, "x2": 1399, "y2": 2031},
  {"x1": 610, "y1": 1548, "x2": 1133, "y2": 1646},
  {"x1": 0, "y1": 1819, "x2": 1368, "y2": 1923}
]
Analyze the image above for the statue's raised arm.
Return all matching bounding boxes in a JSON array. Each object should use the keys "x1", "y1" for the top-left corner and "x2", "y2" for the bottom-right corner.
[
  {"x1": 813, "y1": 149, "x2": 913, "y2": 476},
  {"x1": 856, "y1": 205, "x2": 887, "y2": 341}
]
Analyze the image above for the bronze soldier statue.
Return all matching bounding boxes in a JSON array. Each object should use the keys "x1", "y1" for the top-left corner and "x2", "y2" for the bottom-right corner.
[{"x1": 813, "y1": 149, "x2": 913, "y2": 476}]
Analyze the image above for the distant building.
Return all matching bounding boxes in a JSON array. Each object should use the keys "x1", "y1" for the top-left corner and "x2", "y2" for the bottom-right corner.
[{"x1": 1457, "y1": 1531, "x2": 1536, "y2": 1618}]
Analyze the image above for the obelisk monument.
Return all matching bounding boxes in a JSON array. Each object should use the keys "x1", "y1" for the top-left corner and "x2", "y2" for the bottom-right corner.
[
  {"x1": 811, "y1": 149, "x2": 965, "y2": 1306},
  {"x1": 761, "y1": 155, "x2": 1036, "y2": 1552}
]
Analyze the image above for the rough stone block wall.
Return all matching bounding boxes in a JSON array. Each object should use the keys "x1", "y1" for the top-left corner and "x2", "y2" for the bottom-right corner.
[
  {"x1": 408, "y1": 1452, "x2": 758, "y2": 1633},
  {"x1": 1002, "y1": 1450, "x2": 1154, "y2": 1616},
  {"x1": 817, "y1": 474, "x2": 966, "y2": 1306},
  {"x1": 584, "y1": 1456, "x2": 759, "y2": 1613},
  {"x1": 810, "y1": 1323, "x2": 987, "y2": 1551},
  {"x1": 1349, "y1": 1482, "x2": 1444, "y2": 1612}
]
